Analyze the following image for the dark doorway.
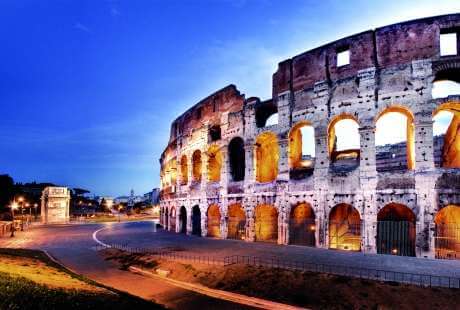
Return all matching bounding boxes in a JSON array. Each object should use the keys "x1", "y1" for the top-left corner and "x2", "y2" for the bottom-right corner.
[
  {"x1": 228, "y1": 137, "x2": 245, "y2": 181},
  {"x1": 192, "y1": 205, "x2": 202, "y2": 236},
  {"x1": 179, "y1": 206, "x2": 187, "y2": 234},
  {"x1": 289, "y1": 203, "x2": 316, "y2": 247}
]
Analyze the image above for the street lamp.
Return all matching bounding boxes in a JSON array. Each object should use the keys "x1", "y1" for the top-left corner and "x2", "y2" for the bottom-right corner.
[
  {"x1": 10, "y1": 202, "x2": 18, "y2": 237},
  {"x1": 34, "y1": 203, "x2": 38, "y2": 220},
  {"x1": 118, "y1": 205, "x2": 123, "y2": 222}
]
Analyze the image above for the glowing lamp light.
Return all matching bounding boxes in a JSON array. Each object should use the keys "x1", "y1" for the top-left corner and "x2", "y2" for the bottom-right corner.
[
  {"x1": 18, "y1": 197, "x2": 24, "y2": 203},
  {"x1": 11, "y1": 203, "x2": 19, "y2": 210},
  {"x1": 392, "y1": 248, "x2": 398, "y2": 254},
  {"x1": 309, "y1": 225, "x2": 316, "y2": 231}
]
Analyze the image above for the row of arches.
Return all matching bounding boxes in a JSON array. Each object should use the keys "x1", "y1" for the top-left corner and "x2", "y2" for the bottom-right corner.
[
  {"x1": 161, "y1": 203, "x2": 460, "y2": 259},
  {"x1": 162, "y1": 102, "x2": 460, "y2": 187}
]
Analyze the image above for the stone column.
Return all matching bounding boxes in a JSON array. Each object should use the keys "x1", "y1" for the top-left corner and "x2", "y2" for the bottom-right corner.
[
  {"x1": 220, "y1": 146, "x2": 229, "y2": 196},
  {"x1": 244, "y1": 141, "x2": 255, "y2": 186},
  {"x1": 277, "y1": 138, "x2": 289, "y2": 182},
  {"x1": 414, "y1": 117, "x2": 435, "y2": 171},
  {"x1": 220, "y1": 199, "x2": 228, "y2": 239},
  {"x1": 200, "y1": 204, "x2": 207, "y2": 237},
  {"x1": 186, "y1": 206, "x2": 192, "y2": 235},
  {"x1": 245, "y1": 204, "x2": 255, "y2": 242}
]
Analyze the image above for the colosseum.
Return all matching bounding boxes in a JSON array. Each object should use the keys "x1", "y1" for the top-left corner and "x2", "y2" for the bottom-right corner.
[{"x1": 159, "y1": 14, "x2": 460, "y2": 260}]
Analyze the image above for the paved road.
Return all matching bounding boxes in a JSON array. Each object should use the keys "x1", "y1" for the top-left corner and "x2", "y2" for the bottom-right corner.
[
  {"x1": 97, "y1": 221, "x2": 460, "y2": 278},
  {"x1": 0, "y1": 222, "x2": 254, "y2": 310}
]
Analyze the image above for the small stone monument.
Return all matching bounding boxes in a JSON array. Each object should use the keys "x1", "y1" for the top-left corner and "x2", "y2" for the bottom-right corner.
[{"x1": 41, "y1": 187, "x2": 70, "y2": 224}]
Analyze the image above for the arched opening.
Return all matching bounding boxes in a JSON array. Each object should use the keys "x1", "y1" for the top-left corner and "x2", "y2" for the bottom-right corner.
[
  {"x1": 328, "y1": 115, "x2": 360, "y2": 171},
  {"x1": 432, "y1": 69, "x2": 460, "y2": 99},
  {"x1": 375, "y1": 106, "x2": 415, "y2": 172},
  {"x1": 289, "y1": 203, "x2": 316, "y2": 246},
  {"x1": 209, "y1": 125, "x2": 221, "y2": 141},
  {"x1": 192, "y1": 205, "x2": 201, "y2": 236},
  {"x1": 255, "y1": 100, "x2": 278, "y2": 128},
  {"x1": 180, "y1": 155, "x2": 188, "y2": 185},
  {"x1": 207, "y1": 145, "x2": 222, "y2": 183},
  {"x1": 165, "y1": 207, "x2": 169, "y2": 230},
  {"x1": 160, "y1": 207, "x2": 164, "y2": 226},
  {"x1": 329, "y1": 203, "x2": 361, "y2": 251},
  {"x1": 228, "y1": 137, "x2": 245, "y2": 182},
  {"x1": 289, "y1": 122, "x2": 315, "y2": 179},
  {"x1": 192, "y1": 150, "x2": 202, "y2": 182},
  {"x1": 433, "y1": 102, "x2": 460, "y2": 168},
  {"x1": 169, "y1": 207, "x2": 176, "y2": 232},
  {"x1": 377, "y1": 203, "x2": 416, "y2": 257},
  {"x1": 207, "y1": 204, "x2": 221, "y2": 238},
  {"x1": 255, "y1": 132, "x2": 279, "y2": 183},
  {"x1": 255, "y1": 204, "x2": 278, "y2": 242},
  {"x1": 434, "y1": 205, "x2": 460, "y2": 260},
  {"x1": 170, "y1": 159, "x2": 177, "y2": 185},
  {"x1": 227, "y1": 203, "x2": 246, "y2": 240},
  {"x1": 179, "y1": 206, "x2": 187, "y2": 234}
]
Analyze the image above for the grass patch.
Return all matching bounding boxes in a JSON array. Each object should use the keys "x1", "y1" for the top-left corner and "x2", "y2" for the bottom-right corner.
[{"x1": 0, "y1": 248, "x2": 163, "y2": 309}]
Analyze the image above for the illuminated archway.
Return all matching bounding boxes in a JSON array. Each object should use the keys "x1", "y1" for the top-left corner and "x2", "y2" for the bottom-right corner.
[
  {"x1": 434, "y1": 205, "x2": 460, "y2": 260},
  {"x1": 433, "y1": 101, "x2": 460, "y2": 168},
  {"x1": 432, "y1": 69, "x2": 460, "y2": 99},
  {"x1": 289, "y1": 203, "x2": 316, "y2": 246},
  {"x1": 227, "y1": 203, "x2": 246, "y2": 240},
  {"x1": 169, "y1": 207, "x2": 176, "y2": 232},
  {"x1": 228, "y1": 137, "x2": 245, "y2": 181},
  {"x1": 179, "y1": 206, "x2": 187, "y2": 234},
  {"x1": 377, "y1": 203, "x2": 416, "y2": 256},
  {"x1": 255, "y1": 132, "x2": 279, "y2": 182},
  {"x1": 170, "y1": 159, "x2": 177, "y2": 185},
  {"x1": 375, "y1": 106, "x2": 415, "y2": 171},
  {"x1": 207, "y1": 145, "x2": 222, "y2": 182},
  {"x1": 255, "y1": 204, "x2": 278, "y2": 242},
  {"x1": 180, "y1": 155, "x2": 188, "y2": 185},
  {"x1": 328, "y1": 115, "x2": 360, "y2": 167},
  {"x1": 192, "y1": 150, "x2": 202, "y2": 182},
  {"x1": 329, "y1": 203, "x2": 361, "y2": 251},
  {"x1": 207, "y1": 204, "x2": 221, "y2": 238},
  {"x1": 289, "y1": 122, "x2": 315, "y2": 179},
  {"x1": 192, "y1": 205, "x2": 201, "y2": 236}
]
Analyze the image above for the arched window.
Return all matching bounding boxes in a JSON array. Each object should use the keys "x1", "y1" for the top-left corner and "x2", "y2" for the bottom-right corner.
[
  {"x1": 180, "y1": 155, "x2": 188, "y2": 185},
  {"x1": 375, "y1": 106, "x2": 415, "y2": 172},
  {"x1": 207, "y1": 204, "x2": 221, "y2": 238},
  {"x1": 289, "y1": 122, "x2": 315, "y2": 179},
  {"x1": 432, "y1": 69, "x2": 460, "y2": 99},
  {"x1": 433, "y1": 102, "x2": 460, "y2": 168},
  {"x1": 207, "y1": 145, "x2": 222, "y2": 182},
  {"x1": 328, "y1": 115, "x2": 360, "y2": 170},
  {"x1": 434, "y1": 205, "x2": 460, "y2": 260},
  {"x1": 228, "y1": 137, "x2": 245, "y2": 181},
  {"x1": 192, "y1": 150, "x2": 202, "y2": 182},
  {"x1": 255, "y1": 100, "x2": 278, "y2": 128},
  {"x1": 255, "y1": 132, "x2": 279, "y2": 182},
  {"x1": 255, "y1": 204, "x2": 278, "y2": 242}
]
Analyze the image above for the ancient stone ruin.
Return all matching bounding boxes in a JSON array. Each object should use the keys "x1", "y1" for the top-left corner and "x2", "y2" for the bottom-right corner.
[{"x1": 160, "y1": 14, "x2": 460, "y2": 260}]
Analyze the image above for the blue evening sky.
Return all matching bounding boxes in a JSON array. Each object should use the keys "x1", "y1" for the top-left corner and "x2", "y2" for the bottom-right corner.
[{"x1": 0, "y1": 1, "x2": 459, "y2": 197}]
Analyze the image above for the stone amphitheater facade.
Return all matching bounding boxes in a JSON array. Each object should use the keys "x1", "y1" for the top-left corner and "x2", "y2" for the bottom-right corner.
[{"x1": 159, "y1": 14, "x2": 460, "y2": 259}]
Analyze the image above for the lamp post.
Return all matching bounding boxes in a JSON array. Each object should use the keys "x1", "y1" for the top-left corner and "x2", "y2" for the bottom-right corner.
[
  {"x1": 10, "y1": 202, "x2": 18, "y2": 237},
  {"x1": 118, "y1": 205, "x2": 123, "y2": 222},
  {"x1": 34, "y1": 203, "x2": 38, "y2": 221}
]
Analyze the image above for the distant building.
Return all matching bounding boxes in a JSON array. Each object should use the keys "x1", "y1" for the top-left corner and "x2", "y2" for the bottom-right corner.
[{"x1": 41, "y1": 187, "x2": 70, "y2": 224}]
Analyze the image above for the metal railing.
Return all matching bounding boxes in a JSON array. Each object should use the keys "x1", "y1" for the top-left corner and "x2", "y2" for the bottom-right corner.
[{"x1": 97, "y1": 242, "x2": 460, "y2": 289}]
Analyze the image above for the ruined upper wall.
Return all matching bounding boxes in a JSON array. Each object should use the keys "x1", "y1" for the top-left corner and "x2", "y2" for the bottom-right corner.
[
  {"x1": 273, "y1": 14, "x2": 460, "y2": 95},
  {"x1": 167, "y1": 85, "x2": 244, "y2": 144}
]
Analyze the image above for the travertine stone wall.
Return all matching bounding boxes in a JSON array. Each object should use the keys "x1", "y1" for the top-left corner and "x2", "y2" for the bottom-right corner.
[{"x1": 160, "y1": 14, "x2": 460, "y2": 259}]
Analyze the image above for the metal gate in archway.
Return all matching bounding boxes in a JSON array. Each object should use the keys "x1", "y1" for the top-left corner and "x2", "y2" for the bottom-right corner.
[
  {"x1": 289, "y1": 219, "x2": 316, "y2": 246},
  {"x1": 435, "y1": 223, "x2": 460, "y2": 260},
  {"x1": 227, "y1": 217, "x2": 246, "y2": 240},
  {"x1": 329, "y1": 220, "x2": 361, "y2": 251},
  {"x1": 377, "y1": 221, "x2": 415, "y2": 257}
]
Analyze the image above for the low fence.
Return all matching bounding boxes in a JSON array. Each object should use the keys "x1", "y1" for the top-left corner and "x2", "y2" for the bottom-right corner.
[{"x1": 98, "y1": 242, "x2": 460, "y2": 289}]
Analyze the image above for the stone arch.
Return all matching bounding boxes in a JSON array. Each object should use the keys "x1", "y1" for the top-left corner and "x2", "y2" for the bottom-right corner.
[
  {"x1": 433, "y1": 101, "x2": 460, "y2": 168},
  {"x1": 329, "y1": 203, "x2": 361, "y2": 251},
  {"x1": 192, "y1": 205, "x2": 201, "y2": 236},
  {"x1": 255, "y1": 204, "x2": 278, "y2": 242},
  {"x1": 228, "y1": 137, "x2": 245, "y2": 182},
  {"x1": 255, "y1": 132, "x2": 279, "y2": 183},
  {"x1": 164, "y1": 206, "x2": 169, "y2": 229},
  {"x1": 377, "y1": 203, "x2": 416, "y2": 257},
  {"x1": 192, "y1": 150, "x2": 202, "y2": 182},
  {"x1": 179, "y1": 206, "x2": 187, "y2": 234},
  {"x1": 227, "y1": 203, "x2": 246, "y2": 240},
  {"x1": 375, "y1": 105, "x2": 415, "y2": 171},
  {"x1": 180, "y1": 155, "x2": 188, "y2": 185},
  {"x1": 169, "y1": 207, "x2": 176, "y2": 232},
  {"x1": 289, "y1": 202, "x2": 316, "y2": 246},
  {"x1": 327, "y1": 114, "x2": 360, "y2": 168},
  {"x1": 432, "y1": 65, "x2": 460, "y2": 99},
  {"x1": 207, "y1": 145, "x2": 222, "y2": 183},
  {"x1": 434, "y1": 205, "x2": 460, "y2": 260},
  {"x1": 207, "y1": 204, "x2": 221, "y2": 238},
  {"x1": 289, "y1": 121, "x2": 315, "y2": 179}
]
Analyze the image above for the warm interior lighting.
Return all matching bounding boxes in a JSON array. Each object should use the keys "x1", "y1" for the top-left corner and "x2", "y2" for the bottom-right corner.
[
  {"x1": 433, "y1": 102, "x2": 460, "y2": 168},
  {"x1": 329, "y1": 203, "x2": 361, "y2": 251},
  {"x1": 180, "y1": 155, "x2": 188, "y2": 185},
  {"x1": 192, "y1": 150, "x2": 202, "y2": 182},
  {"x1": 227, "y1": 203, "x2": 246, "y2": 240},
  {"x1": 255, "y1": 132, "x2": 279, "y2": 183},
  {"x1": 255, "y1": 204, "x2": 278, "y2": 242},
  {"x1": 206, "y1": 204, "x2": 221, "y2": 238},
  {"x1": 328, "y1": 115, "x2": 360, "y2": 165},
  {"x1": 289, "y1": 203, "x2": 316, "y2": 246},
  {"x1": 207, "y1": 145, "x2": 222, "y2": 183},
  {"x1": 289, "y1": 122, "x2": 315, "y2": 170},
  {"x1": 434, "y1": 205, "x2": 460, "y2": 260}
]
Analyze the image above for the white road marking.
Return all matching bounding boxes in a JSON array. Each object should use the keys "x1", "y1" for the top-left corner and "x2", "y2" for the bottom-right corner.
[{"x1": 92, "y1": 227, "x2": 112, "y2": 248}]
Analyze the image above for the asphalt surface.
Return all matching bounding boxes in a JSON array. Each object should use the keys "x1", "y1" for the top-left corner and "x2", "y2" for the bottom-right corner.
[{"x1": 0, "y1": 222, "x2": 254, "y2": 310}]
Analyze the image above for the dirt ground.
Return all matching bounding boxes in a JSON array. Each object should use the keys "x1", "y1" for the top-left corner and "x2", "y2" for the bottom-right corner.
[{"x1": 103, "y1": 249, "x2": 460, "y2": 310}]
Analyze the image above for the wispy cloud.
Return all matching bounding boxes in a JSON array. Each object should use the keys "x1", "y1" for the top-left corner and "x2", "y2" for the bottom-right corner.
[{"x1": 74, "y1": 22, "x2": 91, "y2": 33}]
